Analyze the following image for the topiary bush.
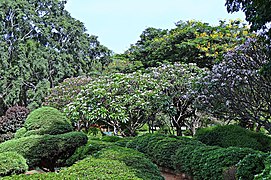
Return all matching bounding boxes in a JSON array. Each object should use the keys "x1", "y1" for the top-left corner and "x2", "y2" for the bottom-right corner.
[
  {"x1": 0, "y1": 131, "x2": 88, "y2": 170},
  {"x1": 100, "y1": 135, "x2": 122, "y2": 142},
  {"x1": 3, "y1": 157, "x2": 143, "y2": 180},
  {"x1": 22, "y1": 106, "x2": 73, "y2": 136},
  {"x1": 195, "y1": 125, "x2": 271, "y2": 152},
  {"x1": 65, "y1": 140, "x2": 115, "y2": 166},
  {"x1": 95, "y1": 146, "x2": 164, "y2": 180},
  {"x1": 236, "y1": 153, "x2": 267, "y2": 180},
  {"x1": 0, "y1": 152, "x2": 28, "y2": 177},
  {"x1": 254, "y1": 155, "x2": 271, "y2": 180}
]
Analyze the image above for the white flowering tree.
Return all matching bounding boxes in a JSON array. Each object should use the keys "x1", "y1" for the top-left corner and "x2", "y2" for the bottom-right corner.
[
  {"x1": 199, "y1": 39, "x2": 271, "y2": 132},
  {"x1": 147, "y1": 63, "x2": 207, "y2": 136}
]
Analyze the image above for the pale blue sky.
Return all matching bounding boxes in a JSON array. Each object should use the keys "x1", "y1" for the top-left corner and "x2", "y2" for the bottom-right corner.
[{"x1": 65, "y1": 0, "x2": 246, "y2": 53}]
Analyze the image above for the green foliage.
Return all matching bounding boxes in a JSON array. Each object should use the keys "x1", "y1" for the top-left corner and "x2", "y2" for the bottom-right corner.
[
  {"x1": 65, "y1": 140, "x2": 115, "y2": 166},
  {"x1": 254, "y1": 155, "x2": 271, "y2": 180},
  {"x1": 0, "y1": 0, "x2": 111, "y2": 111},
  {"x1": 100, "y1": 135, "x2": 122, "y2": 142},
  {"x1": 14, "y1": 128, "x2": 27, "y2": 139},
  {"x1": 195, "y1": 125, "x2": 271, "y2": 152},
  {"x1": 95, "y1": 146, "x2": 163, "y2": 180},
  {"x1": 0, "y1": 132, "x2": 88, "y2": 170},
  {"x1": 23, "y1": 107, "x2": 73, "y2": 136},
  {"x1": 3, "y1": 157, "x2": 143, "y2": 180},
  {"x1": 236, "y1": 153, "x2": 267, "y2": 180},
  {"x1": 125, "y1": 20, "x2": 252, "y2": 69},
  {"x1": 0, "y1": 152, "x2": 28, "y2": 177}
]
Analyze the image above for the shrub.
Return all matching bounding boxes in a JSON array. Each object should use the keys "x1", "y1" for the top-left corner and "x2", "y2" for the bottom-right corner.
[
  {"x1": 3, "y1": 157, "x2": 143, "y2": 180},
  {"x1": 0, "y1": 131, "x2": 88, "y2": 170},
  {"x1": 0, "y1": 152, "x2": 28, "y2": 177},
  {"x1": 95, "y1": 146, "x2": 164, "y2": 180},
  {"x1": 100, "y1": 135, "x2": 122, "y2": 142},
  {"x1": 65, "y1": 140, "x2": 115, "y2": 166},
  {"x1": 14, "y1": 127, "x2": 27, "y2": 139},
  {"x1": 115, "y1": 138, "x2": 133, "y2": 147},
  {"x1": 254, "y1": 155, "x2": 271, "y2": 180},
  {"x1": 195, "y1": 125, "x2": 271, "y2": 152},
  {"x1": 23, "y1": 107, "x2": 73, "y2": 136},
  {"x1": 236, "y1": 153, "x2": 267, "y2": 180}
]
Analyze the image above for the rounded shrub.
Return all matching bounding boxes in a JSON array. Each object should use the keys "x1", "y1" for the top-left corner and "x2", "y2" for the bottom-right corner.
[
  {"x1": 23, "y1": 107, "x2": 73, "y2": 136},
  {"x1": 254, "y1": 155, "x2": 271, "y2": 180},
  {"x1": 95, "y1": 146, "x2": 164, "y2": 180},
  {"x1": 100, "y1": 135, "x2": 122, "y2": 142},
  {"x1": 0, "y1": 132, "x2": 88, "y2": 170},
  {"x1": 0, "y1": 152, "x2": 28, "y2": 177},
  {"x1": 195, "y1": 125, "x2": 271, "y2": 152},
  {"x1": 14, "y1": 127, "x2": 27, "y2": 139},
  {"x1": 3, "y1": 157, "x2": 143, "y2": 180},
  {"x1": 236, "y1": 153, "x2": 267, "y2": 180}
]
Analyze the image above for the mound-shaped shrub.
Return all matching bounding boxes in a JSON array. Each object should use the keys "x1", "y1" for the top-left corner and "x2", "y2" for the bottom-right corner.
[
  {"x1": 21, "y1": 107, "x2": 73, "y2": 137},
  {"x1": 0, "y1": 132, "x2": 87, "y2": 170},
  {"x1": 65, "y1": 140, "x2": 115, "y2": 166},
  {"x1": 195, "y1": 125, "x2": 271, "y2": 152},
  {"x1": 95, "y1": 146, "x2": 163, "y2": 180},
  {"x1": 4, "y1": 157, "x2": 147, "y2": 180},
  {"x1": 0, "y1": 152, "x2": 28, "y2": 177}
]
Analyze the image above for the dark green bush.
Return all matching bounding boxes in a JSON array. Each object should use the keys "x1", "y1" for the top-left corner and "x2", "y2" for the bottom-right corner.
[
  {"x1": 0, "y1": 152, "x2": 28, "y2": 177},
  {"x1": 95, "y1": 146, "x2": 164, "y2": 180},
  {"x1": 114, "y1": 138, "x2": 133, "y2": 147},
  {"x1": 3, "y1": 157, "x2": 143, "y2": 180},
  {"x1": 126, "y1": 133, "x2": 167, "y2": 153},
  {"x1": 174, "y1": 145, "x2": 257, "y2": 180},
  {"x1": 65, "y1": 140, "x2": 115, "y2": 166},
  {"x1": 149, "y1": 137, "x2": 203, "y2": 169},
  {"x1": 0, "y1": 131, "x2": 87, "y2": 170},
  {"x1": 254, "y1": 155, "x2": 271, "y2": 180},
  {"x1": 195, "y1": 125, "x2": 271, "y2": 152},
  {"x1": 23, "y1": 107, "x2": 73, "y2": 136},
  {"x1": 100, "y1": 135, "x2": 122, "y2": 142},
  {"x1": 236, "y1": 153, "x2": 267, "y2": 180}
]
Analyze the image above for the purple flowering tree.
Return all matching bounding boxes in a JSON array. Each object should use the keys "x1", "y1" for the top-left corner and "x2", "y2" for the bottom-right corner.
[{"x1": 199, "y1": 39, "x2": 271, "y2": 132}]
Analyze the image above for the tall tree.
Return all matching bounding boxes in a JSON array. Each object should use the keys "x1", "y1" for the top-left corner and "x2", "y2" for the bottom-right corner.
[
  {"x1": 125, "y1": 20, "x2": 252, "y2": 69},
  {"x1": 0, "y1": 0, "x2": 111, "y2": 114}
]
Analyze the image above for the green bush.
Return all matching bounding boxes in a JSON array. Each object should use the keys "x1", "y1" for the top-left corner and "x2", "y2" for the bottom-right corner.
[
  {"x1": 100, "y1": 135, "x2": 122, "y2": 142},
  {"x1": 126, "y1": 133, "x2": 167, "y2": 153},
  {"x1": 3, "y1": 157, "x2": 143, "y2": 180},
  {"x1": 23, "y1": 107, "x2": 73, "y2": 136},
  {"x1": 95, "y1": 146, "x2": 164, "y2": 180},
  {"x1": 254, "y1": 155, "x2": 271, "y2": 180},
  {"x1": 195, "y1": 125, "x2": 271, "y2": 152},
  {"x1": 0, "y1": 152, "x2": 28, "y2": 177},
  {"x1": 236, "y1": 153, "x2": 267, "y2": 180},
  {"x1": 65, "y1": 140, "x2": 115, "y2": 166},
  {"x1": 14, "y1": 127, "x2": 27, "y2": 139},
  {"x1": 114, "y1": 138, "x2": 133, "y2": 147},
  {"x1": 173, "y1": 145, "x2": 257, "y2": 180},
  {"x1": 0, "y1": 132, "x2": 87, "y2": 170}
]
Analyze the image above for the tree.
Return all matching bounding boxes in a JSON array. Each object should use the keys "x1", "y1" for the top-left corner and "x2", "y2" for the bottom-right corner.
[
  {"x1": 0, "y1": 0, "x2": 111, "y2": 114},
  {"x1": 225, "y1": 0, "x2": 271, "y2": 74},
  {"x1": 125, "y1": 20, "x2": 252, "y2": 69},
  {"x1": 199, "y1": 39, "x2": 271, "y2": 132},
  {"x1": 147, "y1": 63, "x2": 207, "y2": 136},
  {"x1": 65, "y1": 72, "x2": 168, "y2": 136}
]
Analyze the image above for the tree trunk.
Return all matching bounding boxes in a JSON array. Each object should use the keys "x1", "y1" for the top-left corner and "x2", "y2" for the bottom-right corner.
[{"x1": 176, "y1": 126, "x2": 182, "y2": 136}]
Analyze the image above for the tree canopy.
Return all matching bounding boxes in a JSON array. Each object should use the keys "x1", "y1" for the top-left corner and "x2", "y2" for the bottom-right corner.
[{"x1": 0, "y1": 0, "x2": 111, "y2": 114}]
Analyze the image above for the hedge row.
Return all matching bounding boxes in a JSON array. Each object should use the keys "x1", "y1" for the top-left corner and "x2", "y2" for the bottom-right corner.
[
  {"x1": 195, "y1": 125, "x2": 271, "y2": 152},
  {"x1": 4, "y1": 142, "x2": 164, "y2": 180},
  {"x1": 117, "y1": 133, "x2": 268, "y2": 180}
]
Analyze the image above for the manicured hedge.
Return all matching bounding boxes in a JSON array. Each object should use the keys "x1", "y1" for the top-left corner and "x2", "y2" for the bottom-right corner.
[
  {"x1": 100, "y1": 135, "x2": 122, "y2": 142},
  {"x1": 3, "y1": 157, "x2": 143, "y2": 180},
  {"x1": 18, "y1": 107, "x2": 73, "y2": 137},
  {"x1": 0, "y1": 132, "x2": 87, "y2": 170},
  {"x1": 0, "y1": 152, "x2": 28, "y2": 177},
  {"x1": 254, "y1": 155, "x2": 271, "y2": 180},
  {"x1": 95, "y1": 146, "x2": 164, "y2": 180},
  {"x1": 65, "y1": 140, "x2": 116, "y2": 166},
  {"x1": 195, "y1": 125, "x2": 271, "y2": 152}
]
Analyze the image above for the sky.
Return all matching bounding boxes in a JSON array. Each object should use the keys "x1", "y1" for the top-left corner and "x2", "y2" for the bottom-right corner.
[{"x1": 65, "y1": 0, "x2": 246, "y2": 54}]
